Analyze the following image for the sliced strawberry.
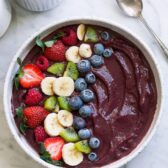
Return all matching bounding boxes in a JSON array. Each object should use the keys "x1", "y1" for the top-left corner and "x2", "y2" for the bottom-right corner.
[
  {"x1": 19, "y1": 64, "x2": 44, "y2": 89},
  {"x1": 44, "y1": 40, "x2": 66, "y2": 62},
  {"x1": 23, "y1": 106, "x2": 49, "y2": 128},
  {"x1": 44, "y1": 137, "x2": 65, "y2": 161}
]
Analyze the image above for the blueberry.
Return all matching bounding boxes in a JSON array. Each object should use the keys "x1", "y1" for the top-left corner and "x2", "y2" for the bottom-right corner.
[
  {"x1": 93, "y1": 43, "x2": 104, "y2": 55},
  {"x1": 69, "y1": 96, "x2": 83, "y2": 110},
  {"x1": 89, "y1": 137, "x2": 100, "y2": 149},
  {"x1": 79, "y1": 105, "x2": 92, "y2": 118},
  {"x1": 80, "y1": 89, "x2": 94, "y2": 103},
  {"x1": 78, "y1": 128, "x2": 91, "y2": 139},
  {"x1": 75, "y1": 78, "x2": 87, "y2": 92},
  {"x1": 90, "y1": 55, "x2": 104, "y2": 68},
  {"x1": 77, "y1": 60, "x2": 91, "y2": 73},
  {"x1": 73, "y1": 116, "x2": 86, "y2": 130},
  {"x1": 85, "y1": 72, "x2": 96, "y2": 84},
  {"x1": 101, "y1": 31, "x2": 110, "y2": 41},
  {"x1": 103, "y1": 48, "x2": 113, "y2": 58},
  {"x1": 88, "y1": 152, "x2": 98, "y2": 161}
]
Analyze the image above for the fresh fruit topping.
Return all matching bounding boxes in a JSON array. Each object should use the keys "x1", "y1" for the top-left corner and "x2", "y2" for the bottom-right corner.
[
  {"x1": 53, "y1": 77, "x2": 75, "y2": 97},
  {"x1": 62, "y1": 29, "x2": 77, "y2": 46},
  {"x1": 78, "y1": 128, "x2": 91, "y2": 139},
  {"x1": 60, "y1": 127, "x2": 80, "y2": 142},
  {"x1": 64, "y1": 61, "x2": 79, "y2": 80},
  {"x1": 47, "y1": 63, "x2": 65, "y2": 76},
  {"x1": 40, "y1": 143, "x2": 63, "y2": 166},
  {"x1": 79, "y1": 105, "x2": 92, "y2": 118},
  {"x1": 57, "y1": 96, "x2": 71, "y2": 111},
  {"x1": 24, "y1": 88, "x2": 43, "y2": 106},
  {"x1": 69, "y1": 96, "x2": 83, "y2": 110},
  {"x1": 44, "y1": 40, "x2": 66, "y2": 62},
  {"x1": 77, "y1": 24, "x2": 86, "y2": 41},
  {"x1": 90, "y1": 55, "x2": 104, "y2": 68},
  {"x1": 84, "y1": 27, "x2": 98, "y2": 43},
  {"x1": 75, "y1": 78, "x2": 87, "y2": 92},
  {"x1": 101, "y1": 31, "x2": 110, "y2": 41},
  {"x1": 34, "y1": 126, "x2": 48, "y2": 142},
  {"x1": 85, "y1": 72, "x2": 96, "y2": 84},
  {"x1": 77, "y1": 60, "x2": 91, "y2": 73},
  {"x1": 79, "y1": 44, "x2": 92, "y2": 58},
  {"x1": 62, "y1": 143, "x2": 83, "y2": 166},
  {"x1": 57, "y1": 110, "x2": 73, "y2": 127},
  {"x1": 41, "y1": 77, "x2": 57, "y2": 96},
  {"x1": 23, "y1": 106, "x2": 49, "y2": 128},
  {"x1": 80, "y1": 89, "x2": 95, "y2": 103},
  {"x1": 73, "y1": 116, "x2": 86, "y2": 130},
  {"x1": 65, "y1": 46, "x2": 81, "y2": 63},
  {"x1": 44, "y1": 137, "x2": 64, "y2": 161},
  {"x1": 44, "y1": 113, "x2": 64, "y2": 136},
  {"x1": 35, "y1": 56, "x2": 49, "y2": 71},
  {"x1": 19, "y1": 64, "x2": 44, "y2": 89},
  {"x1": 103, "y1": 48, "x2": 114, "y2": 58},
  {"x1": 88, "y1": 152, "x2": 98, "y2": 161},
  {"x1": 89, "y1": 137, "x2": 100, "y2": 149},
  {"x1": 75, "y1": 140, "x2": 91, "y2": 154},
  {"x1": 94, "y1": 43, "x2": 105, "y2": 55},
  {"x1": 44, "y1": 96, "x2": 59, "y2": 112}
]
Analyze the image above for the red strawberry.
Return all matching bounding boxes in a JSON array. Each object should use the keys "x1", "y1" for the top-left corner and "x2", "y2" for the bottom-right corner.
[
  {"x1": 23, "y1": 106, "x2": 49, "y2": 128},
  {"x1": 44, "y1": 40, "x2": 66, "y2": 61},
  {"x1": 24, "y1": 88, "x2": 43, "y2": 106},
  {"x1": 35, "y1": 56, "x2": 49, "y2": 71},
  {"x1": 19, "y1": 64, "x2": 44, "y2": 89},
  {"x1": 44, "y1": 137, "x2": 64, "y2": 161},
  {"x1": 62, "y1": 29, "x2": 77, "y2": 46},
  {"x1": 34, "y1": 126, "x2": 48, "y2": 142}
]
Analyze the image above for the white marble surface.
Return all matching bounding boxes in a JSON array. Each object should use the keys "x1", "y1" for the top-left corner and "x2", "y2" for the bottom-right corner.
[{"x1": 0, "y1": 0, "x2": 168, "y2": 167}]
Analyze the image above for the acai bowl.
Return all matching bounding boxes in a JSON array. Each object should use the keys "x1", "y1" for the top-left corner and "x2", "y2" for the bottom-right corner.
[{"x1": 4, "y1": 18, "x2": 163, "y2": 168}]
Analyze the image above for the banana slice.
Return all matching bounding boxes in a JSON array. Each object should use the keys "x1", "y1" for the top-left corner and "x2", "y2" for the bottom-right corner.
[
  {"x1": 58, "y1": 110, "x2": 73, "y2": 127},
  {"x1": 79, "y1": 43, "x2": 92, "y2": 58},
  {"x1": 65, "y1": 46, "x2": 81, "y2": 63},
  {"x1": 41, "y1": 77, "x2": 57, "y2": 96},
  {"x1": 77, "y1": 24, "x2": 86, "y2": 41},
  {"x1": 53, "y1": 77, "x2": 75, "y2": 97},
  {"x1": 62, "y1": 143, "x2": 84, "y2": 166},
  {"x1": 44, "y1": 113, "x2": 64, "y2": 136}
]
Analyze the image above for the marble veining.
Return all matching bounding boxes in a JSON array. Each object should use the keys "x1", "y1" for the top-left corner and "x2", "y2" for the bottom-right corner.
[{"x1": 0, "y1": 0, "x2": 168, "y2": 167}]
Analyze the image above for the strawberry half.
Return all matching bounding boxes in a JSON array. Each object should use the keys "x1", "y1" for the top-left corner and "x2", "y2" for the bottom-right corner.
[
  {"x1": 19, "y1": 64, "x2": 44, "y2": 89},
  {"x1": 44, "y1": 40, "x2": 66, "y2": 62},
  {"x1": 44, "y1": 137, "x2": 65, "y2": 161},
  {"x1": 23, "y1": 106, "x2": 49, "y2": 128}
]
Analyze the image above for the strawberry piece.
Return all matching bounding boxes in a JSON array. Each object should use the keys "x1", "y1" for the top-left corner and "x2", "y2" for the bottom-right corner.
[
  {"x1": 35, "y1": 56, "x2": 49, "y2": 71},
  {"x1": 44, "y1": 40, "x2": 66, "y2": 62},
  {"x1": 34, "y1": 126, "x2": 48, "y2": 142},
  {"x1": 23, "y1": 106, "x2": 49, "y2": 128},
  {"x1": 62, "y1": 29, "x2": 77, "y2": 46},
  {"x1": 20, "y1": 64, "x2": 44, "y2": 89},
  {"x1": 24, "y1": 88, "x2": 43, "y2": 106},
  {"x1": 44, "y1": 137, "x2": 65, "y2": 161}
]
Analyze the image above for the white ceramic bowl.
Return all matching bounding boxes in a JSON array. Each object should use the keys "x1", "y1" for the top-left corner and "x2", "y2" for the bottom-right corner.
[{"x1": 3, "y1": 18, "x2": 163, "y2": 168}]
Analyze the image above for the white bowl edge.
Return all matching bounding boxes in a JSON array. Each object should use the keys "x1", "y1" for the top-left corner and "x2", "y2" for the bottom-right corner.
[{"x1": 3, "y1": 17, "x2": 164, "y2": 168}]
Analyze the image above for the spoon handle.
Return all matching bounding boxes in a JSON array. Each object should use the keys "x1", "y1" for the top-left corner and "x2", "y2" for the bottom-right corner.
[{"x1": 139, "y1": 14, "x2": 168, "y2": 58}]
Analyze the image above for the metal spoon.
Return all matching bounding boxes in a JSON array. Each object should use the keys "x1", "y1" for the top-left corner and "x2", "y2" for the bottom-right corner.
[{"x1": 116, "y1": 0, "x2": 168, "y2": 57}]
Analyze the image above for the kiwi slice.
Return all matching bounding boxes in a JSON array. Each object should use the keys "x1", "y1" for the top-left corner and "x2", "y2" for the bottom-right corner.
[
  {"x1": 84, "y1": 27, "x2": 98, "y2": 43},
  {"x1": 47, "y1": 63, "x2": 65, "y2": 76},
  {"x1": 57, "y1": 96, "x2": 71, "y2": 111},
  {"x1": 75, "y1": 140, "x2": 91, "y2": 154},
  {"x1": 44, "y1": 96, "x2": 59, "y2": 112},
  {"x1": 60, "y1": 127, "x2": 80, "y2": 142},
  {"x1": 64, "y1": 62, "x2": 79, "y2": 80}
]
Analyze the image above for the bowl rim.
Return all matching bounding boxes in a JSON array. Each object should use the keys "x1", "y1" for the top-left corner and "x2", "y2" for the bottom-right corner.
[{"x1": 3, "y1": 17, "x2": 164, "y2": 168}]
